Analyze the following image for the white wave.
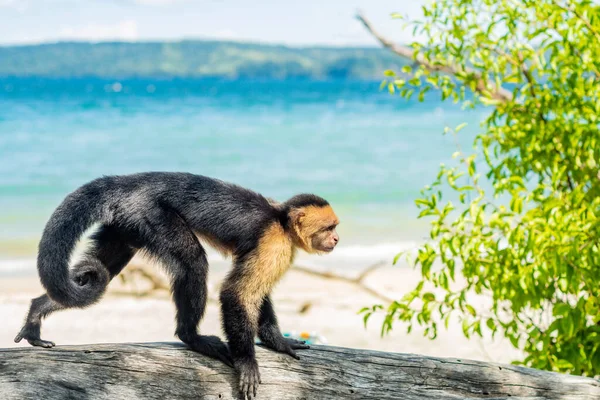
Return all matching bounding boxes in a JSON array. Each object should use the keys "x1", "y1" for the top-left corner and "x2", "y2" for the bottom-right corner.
[
  {"x1": 329, "y1": 241, "x2": 419, "y2": 258},
  {"x1": 0, "y1": 241, "x2": 423, "y2": 276},
  {"x1": 294, "y1": 241, "x2": 421, "y2": 270},
  {"x1": 0, "y1": 258, "x2": 36, "y2": 276}
]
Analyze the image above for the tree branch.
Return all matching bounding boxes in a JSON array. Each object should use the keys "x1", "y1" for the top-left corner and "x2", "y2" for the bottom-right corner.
[
  {"x1": 356, "y1": 11, "x2": 513, "y2": 102},
  {"x1": 291, "y1": 261, "x2": 394, "y2": 303},
  {"x1": 552, "y1": 0, "x2": 600, "y2": 46},
  {"x1": 4, "y1": 342, "x2": 600, "y2": 399}
]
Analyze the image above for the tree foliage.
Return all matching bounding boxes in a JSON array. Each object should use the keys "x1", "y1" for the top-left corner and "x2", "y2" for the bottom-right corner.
[{"x1": 361, "y1": 0, "x2": 600, "y2": 376}]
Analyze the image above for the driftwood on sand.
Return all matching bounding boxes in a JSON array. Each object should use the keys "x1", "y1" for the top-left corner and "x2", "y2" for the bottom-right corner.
[
  {"x1": 119, "y1": 261, "x2": 393, "y2": 304},
  {"x1": 1, "y1": 342, "x2": 599, "y2": 399}
]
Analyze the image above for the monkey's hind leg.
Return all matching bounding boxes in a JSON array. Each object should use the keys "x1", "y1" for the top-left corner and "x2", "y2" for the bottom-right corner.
[
  {"x1": 14, "y1": 224, "x2": 137, "y2": 348},
  {"x1": 141, "y1": 208, "x2": 233, "y2": 367},
  {"x1": 171, "y1": 262, "x2": 233, "y2": 367}
]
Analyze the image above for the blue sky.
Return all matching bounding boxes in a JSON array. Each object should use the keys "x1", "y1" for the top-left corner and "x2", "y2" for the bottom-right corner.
[{"x1": 0, "y1": 0, "x2": 428, "y2": 46}]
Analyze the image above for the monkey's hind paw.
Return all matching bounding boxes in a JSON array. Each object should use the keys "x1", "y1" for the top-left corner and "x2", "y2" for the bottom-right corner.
[
  {"x1": 14, "y1": 330, "x2": 55, "y2": 348},
  {"x1": 27, "y1": 338, "x2": 56, "y2": 348},
  {"x1": 258, "y1": 336, "x2": 310, "y2": 360},
  {"x1": 180, "y1": 334, "x2": 234, "y2": 368},
  {"x1": 282, "y1": 338, "x2": 310, "y2": 360}
]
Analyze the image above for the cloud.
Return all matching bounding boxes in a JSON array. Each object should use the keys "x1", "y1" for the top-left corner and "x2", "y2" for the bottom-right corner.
[
  {"x1": 58, "y1": 20, "x2": 139, "y2": 41},
  {"x1": 129, "y1": 0, "x2": 195, "y2": 5},
  {"x1": 123, "y1": 0, "x2": 223, "y2": 5},
  {"x1": 132, "y1": 0, "x2": 183, "y2": 3},
  {"x1": 0, "y1": 0, "x2": 28, "y2": 11},
  {"x1": 0, "y1": 0, "x2": 197, "y2": 11}
]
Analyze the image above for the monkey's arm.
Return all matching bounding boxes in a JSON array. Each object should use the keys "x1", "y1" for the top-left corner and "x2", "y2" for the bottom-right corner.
[{"x1": 257, "y1": 296, "x2": 310, "y2": 359}]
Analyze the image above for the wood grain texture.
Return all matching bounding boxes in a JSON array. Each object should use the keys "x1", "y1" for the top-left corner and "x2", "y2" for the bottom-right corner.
[{"x1": 1, "y1": 342, "x2": 599, "y2": 399}]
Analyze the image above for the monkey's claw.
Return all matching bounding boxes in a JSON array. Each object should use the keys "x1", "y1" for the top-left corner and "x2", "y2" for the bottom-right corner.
[
  {"x1": 238, "y1": 361, "x2": 261, "y2": 399},
  {"x1": 285, "y1": 347, "x2": 300, "y2": 360},
  {"x1": 282, "y1": 338, "x2": 309, "y2": 359}
]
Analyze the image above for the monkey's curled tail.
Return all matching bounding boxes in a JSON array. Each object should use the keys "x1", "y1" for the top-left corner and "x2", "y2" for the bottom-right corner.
[{"x1": 37, "y1": 185, "x2": 110, "y2": 308}]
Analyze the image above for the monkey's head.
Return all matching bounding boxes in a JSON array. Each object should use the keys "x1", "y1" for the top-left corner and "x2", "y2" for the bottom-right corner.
[{"x1": 285, "y1": 194, "x2": 339, "y2": 254}]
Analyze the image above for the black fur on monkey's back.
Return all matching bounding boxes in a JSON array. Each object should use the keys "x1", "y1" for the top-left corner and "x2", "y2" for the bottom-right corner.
[{"x1": 38, "y1": 171, "x2": 323, "y2": 308}]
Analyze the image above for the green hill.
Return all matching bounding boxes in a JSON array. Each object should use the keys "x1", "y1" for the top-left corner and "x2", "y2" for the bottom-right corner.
[{"x1": 0, "y1": 41, "x2": 408, "y2": 79}]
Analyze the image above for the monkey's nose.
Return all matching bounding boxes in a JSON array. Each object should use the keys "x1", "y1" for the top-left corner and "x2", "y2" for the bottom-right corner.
[{"x1": 333, "y1": 236, "x2": 339, "y2": 244}]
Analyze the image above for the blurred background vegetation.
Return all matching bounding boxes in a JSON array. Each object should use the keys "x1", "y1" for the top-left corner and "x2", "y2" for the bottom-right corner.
[{"x1": 0, "y1": 42, "x2": 410, "y2": 79}]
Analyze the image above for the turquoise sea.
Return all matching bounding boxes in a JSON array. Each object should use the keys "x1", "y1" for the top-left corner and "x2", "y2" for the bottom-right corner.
[{"x1": 0, "y1": 78, "x2": 485, "y2": 273}]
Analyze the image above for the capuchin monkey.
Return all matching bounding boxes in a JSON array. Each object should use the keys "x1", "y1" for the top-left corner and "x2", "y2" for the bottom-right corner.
[{"x1": 14, "y1": 172, "x2": 339, "y2": 399}]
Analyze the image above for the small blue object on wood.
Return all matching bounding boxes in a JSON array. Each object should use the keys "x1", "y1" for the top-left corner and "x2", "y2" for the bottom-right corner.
[{"x1": 283, "y1": 331, "x2": 327, "y2": 345}]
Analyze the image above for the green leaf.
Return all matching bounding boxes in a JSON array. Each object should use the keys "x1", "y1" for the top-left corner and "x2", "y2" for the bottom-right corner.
[
  {"x1": 465, "y1": 304, "x2": 476, "y2": 316},
  {"x1": 455, "y1": 122, "x2": 468, "y2": 132},
  {"x1": 554, "y1": 360, "x2": 574, "y2": 370},
  {"x1": 423, "y1": 292, "x2": 436, "y2": 302}
]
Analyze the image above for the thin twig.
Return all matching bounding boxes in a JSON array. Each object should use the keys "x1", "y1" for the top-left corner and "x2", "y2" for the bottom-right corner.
[
  {"x1": 356, "y1": 261, "x2": 386, "y2": 282},
  {"x1": 552, "y1": 0, "x2": 600, "y2": 46},
  {"x1": 292, "y1": 261, "x2": 394, "y2": 303},
  {"x1": 122, "y1": 264, "x2": 170, "y2": 291},
  {"x1": 356, "y1": 11, "x2": 513, "y2": 102}
]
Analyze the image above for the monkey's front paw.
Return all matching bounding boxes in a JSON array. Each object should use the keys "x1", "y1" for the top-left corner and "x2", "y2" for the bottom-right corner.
[{"x1": 237, "y1": 361, "x2": 261, "y2": 399}]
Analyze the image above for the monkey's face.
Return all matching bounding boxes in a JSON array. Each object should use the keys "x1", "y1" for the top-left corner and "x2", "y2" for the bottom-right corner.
[
  {"x1": 310, "y1": 223, "x2": 339, "y2": 253},
  {"x1": 291, "y1": 205, "x2": 339, "y2": 254}
]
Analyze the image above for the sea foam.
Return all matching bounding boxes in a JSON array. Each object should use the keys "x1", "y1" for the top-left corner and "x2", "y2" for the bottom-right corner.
[{"x1": 0, "y1": 240, "x2": 421, "y2": 277}]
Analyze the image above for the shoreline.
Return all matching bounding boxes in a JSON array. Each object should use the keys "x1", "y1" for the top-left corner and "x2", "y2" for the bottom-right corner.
[
  {"x1": 0, "y1": 264, "x2": 523, "y2": 365},
  {"x1": 0, "y1": 240, "x2": 422, "y2": 277}
]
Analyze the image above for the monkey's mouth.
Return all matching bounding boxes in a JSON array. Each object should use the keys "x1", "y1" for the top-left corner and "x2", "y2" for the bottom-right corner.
[{"x1": 321, "y1": 246, "x2": 336, "y2": 252}]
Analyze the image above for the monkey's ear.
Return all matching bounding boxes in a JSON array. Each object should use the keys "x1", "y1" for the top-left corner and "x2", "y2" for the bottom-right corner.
[{"x1": 289, "y1": 208, "x2": 305, "y2": 225}]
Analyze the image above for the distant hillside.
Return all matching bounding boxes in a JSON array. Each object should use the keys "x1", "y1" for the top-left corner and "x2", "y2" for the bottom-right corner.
[{"x1": 0, "y1": 41, "x2": 408, "y2": 79}]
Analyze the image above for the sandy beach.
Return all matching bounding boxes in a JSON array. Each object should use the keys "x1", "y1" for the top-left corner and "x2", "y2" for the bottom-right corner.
[{"x1": 0, "y1": 255, "x2": 522, "y2": 365}]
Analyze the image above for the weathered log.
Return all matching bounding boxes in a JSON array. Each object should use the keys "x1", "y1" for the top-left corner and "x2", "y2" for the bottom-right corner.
[{"x1": 1, "y1": 342, "x2": 598, "y2": 399}]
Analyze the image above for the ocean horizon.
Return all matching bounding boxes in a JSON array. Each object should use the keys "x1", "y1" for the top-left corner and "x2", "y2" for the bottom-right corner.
[{"x1": 0, "y1": 77, "x2": 486, "y2": 274}]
